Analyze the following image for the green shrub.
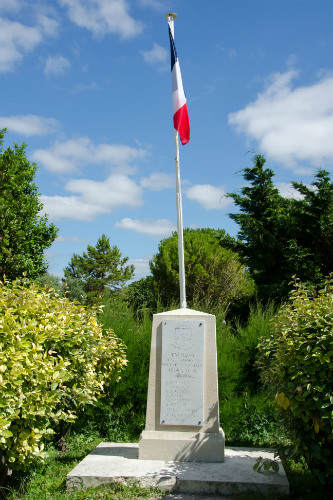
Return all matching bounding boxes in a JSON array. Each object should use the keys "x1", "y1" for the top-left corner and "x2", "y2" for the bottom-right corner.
[
  {"x1": 257, "y1": 277, "x2": 333, "y2": 486},
  {"x1": 126, "y1": 276, "x2": 156, "y2": 317},
  {"x1": 70, "y1": 294, "x2": 152, "y2": 441},
  {"x1": 221, "y1": 393, "x2": 279, "y2": 447},
  {"x1": 217, "y1": 302, "x2": 276, "y2": 401},
  {"x1": 215, "y1": 302, "x2": 279, "y2": 447},
  {"x1": 0, "y1": 279, "x2": 127, "y2": 473},
  {"x1": 150, "y1": 228, "x2": 256, "y2": 308}
]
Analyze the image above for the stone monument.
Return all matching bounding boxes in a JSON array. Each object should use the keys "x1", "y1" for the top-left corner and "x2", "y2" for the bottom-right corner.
[{"x1": 138, "y1": 307, "x2": 225, "y2": 462}]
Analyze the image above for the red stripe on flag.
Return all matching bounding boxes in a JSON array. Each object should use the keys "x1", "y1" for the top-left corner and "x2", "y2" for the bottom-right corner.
[{"x1": 174, "y1": 103, "x2": 190, "y2": 145}]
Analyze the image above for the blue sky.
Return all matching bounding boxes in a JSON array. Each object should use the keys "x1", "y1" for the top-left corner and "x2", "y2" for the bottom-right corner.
[{"x1": 1, "y1": 0, "x2": 332, "y2": 280}]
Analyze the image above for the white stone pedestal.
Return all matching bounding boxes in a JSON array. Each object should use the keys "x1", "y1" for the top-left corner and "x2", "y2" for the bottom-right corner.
[{"x1": 139, "y1": 308, "x2": 225, "y2": 462}]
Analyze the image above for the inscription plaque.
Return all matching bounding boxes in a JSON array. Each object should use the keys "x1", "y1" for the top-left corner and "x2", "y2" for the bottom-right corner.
[{"x1": 160, "y1": 320, "x2": 204, "y2": 426}]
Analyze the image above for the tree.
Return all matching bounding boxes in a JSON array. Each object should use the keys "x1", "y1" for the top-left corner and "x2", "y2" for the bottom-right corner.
[
  {"x1": 64, "y1": 234, "x2": 134, "y2": 304},
  {"x1": 290, "y1": 170, "x2": 333, "y2": 284},
  {"x1": 228, "y1": 154, "x2": 333, "y2": 301},
  {"x1": 0, "y1": 129, "x2": 58, "y2": 280},
  {"x1": 228, "y1": 154, "x2": 293, "y2": 300},
  {"x1": 149, "y1": 228, "x2": 255, "y2": 308},
  {"x1": 35, "y1": 271, "x2": 62, "y2": 292}
]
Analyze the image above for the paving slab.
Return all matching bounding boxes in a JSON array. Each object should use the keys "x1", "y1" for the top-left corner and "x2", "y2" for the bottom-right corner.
[{"x1": 66, "y1": 443, "x2": 289, "y2": 497}]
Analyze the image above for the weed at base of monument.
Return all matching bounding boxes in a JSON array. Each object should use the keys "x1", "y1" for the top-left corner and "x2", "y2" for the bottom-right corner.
[{"x1": 253, "y1": 455, "x2": 280, "y2": 473}]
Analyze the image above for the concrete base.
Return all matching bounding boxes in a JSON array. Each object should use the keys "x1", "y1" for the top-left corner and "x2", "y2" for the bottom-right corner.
[
  {"x1": 66, "y1": 443, "x2": 289, "y2": 497},
  {"x1": 139, "y1": 429, "x2": 225, "y2": 462}
]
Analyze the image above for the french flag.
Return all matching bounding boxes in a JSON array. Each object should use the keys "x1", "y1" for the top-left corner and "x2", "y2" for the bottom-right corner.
[{"x1": 168, "y1": 25, "x2": 190, "y2": 145}]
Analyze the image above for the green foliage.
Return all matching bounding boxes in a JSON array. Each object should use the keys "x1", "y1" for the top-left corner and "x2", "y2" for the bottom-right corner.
[
  {"x1": 217, "y1": 302, "x2": 276, "y2": 400},
  {"x1": 228, "y1": 154, "x2": 333, "y2": 302},
  {"x1": 283, "y1": 456, "x2": 327, "y2": 500},
  {"x1": 35, "y1": 273, "x2": 62, "y2": 293},
  {"x1": 216, "y1": 302, "x2": 280, "y2": 448},
  {"x1": 257, "y1": 277, "x2": 333, "y2": 486},
  {"x1": 1, "y1": 433, "x2": 164, "y2": 500},
  {"x1": 232, "y1": 302, "x2": 277, "y2": 392},
  {"x1": 221, "y1": 393, "x2": 279, "y2": 448},
  {"x1": 62, "y1": 276, "x2": 87, "y2": 303},
  {"x1": 68, "y1": 294, "x2": 153, "y2": 442},
  {"x1": 0, "y1": 130, "x2": 58, "y2": 280},
  {"x1": 0, "y1": 279, "x2": 127, "y2": 472},
  {"x1": 126, "y1": 276, "x2": 157, "y2": 317},
  {"x1": 64, "y1": 235, "x2": 134, "y2": 305},
  {"x1": 290, "y1": 170, "x2": 333, "y2": 284},
  {"x1": 228, "y1": 154, "x2": 294, "y2": 300},
  {"x1": 253, "y1": 455, "x2": 279, "y2": 473},
  {"x1": 149, "y1": 228, "x2": 255, "y2": 308},
  {"x1": 85, "y1": 294, "x2": 152, "y2": 440}
]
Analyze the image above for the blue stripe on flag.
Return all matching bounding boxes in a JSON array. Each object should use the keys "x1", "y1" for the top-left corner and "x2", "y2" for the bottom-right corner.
[{"x1": 168, "y1": 26, "x2": 177, "y2": 72}]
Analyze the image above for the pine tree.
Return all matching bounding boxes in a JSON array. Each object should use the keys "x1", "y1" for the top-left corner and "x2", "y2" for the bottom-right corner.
[{"x1": 64, "y1": 234, "x2": 134, "y2": 304}]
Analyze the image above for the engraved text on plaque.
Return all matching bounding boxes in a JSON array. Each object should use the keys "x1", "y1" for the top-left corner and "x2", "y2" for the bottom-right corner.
[{"x1": 160, "y1": 320, "x2": 204, "y2": 426}]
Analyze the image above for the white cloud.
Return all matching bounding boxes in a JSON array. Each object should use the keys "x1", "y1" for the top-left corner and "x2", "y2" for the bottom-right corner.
[
  {"x1": 0, "y1": 14, "x2": 59, "y2": 72},
  {"x1": 115, "y1": 217, "x2": 176, "y2": 237},
  {"x1": 55, "y1": 235, "x2": 90, "y2": 242},
  {"x1": 32, "y1": 137, "x2": 148, "y2": 174},
  {"x1": 229, "y1": 71, "x2": 333, "y2": 168},
  {"x1": 0, "y1": 114, "x2": 60, "y2": 136},
  {"x1": 44, "y1": 250, "x2": 62, "y2": 260},
  {"x1": 40, "y1": 174, "x2": 143, "y2": 221},
  {"x1": 128, "y1": 258, "x2": 151, "y2": 280},
  {"x1": 66, "y1": 174, "x2": 142, "y2": 205},
  {"x1": 0, "y1": 17, "x2": 42, "y2": 72},
  {"x1": 70, "y1": 82, "x2": 99, "y2": 93},
  {"x1": 59, "y1": 0, "x2": 143, "y2": 39},
  {"x1": 140, "y1": 172, "x2": 174, "y2": 190},
  {"x1": 217, "y1": 44, "x2": 237, "y2": 59},
  {"x1": 44, "y1": 54, "x2": 71, "y2": 76},
  {"x1": 37, "y1": 13, "x2": 59, "y2": 37},
  {"x1": 0, "y1": 0, "x2": 22, "y2": 12},
  {"x1": 275, "y1": 182, "x2": 306, "y2": 200},
  {"x1": 138, "y1": 0, "x2": 164, "y2": 10},
  {"x1": 186, "y1": 184, "x2": 232, "y2": 210},
  {"x1": 140, "y1": 42, "x2": 168, "y2": 66},
  {"x1": 40, "y1": 195, "x2": 104, "y2": 221}
]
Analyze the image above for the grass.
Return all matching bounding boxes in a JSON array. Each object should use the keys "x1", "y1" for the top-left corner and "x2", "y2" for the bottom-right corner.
[{"x1": 1, "y1": 434, "x2": 165, "y2": 500}]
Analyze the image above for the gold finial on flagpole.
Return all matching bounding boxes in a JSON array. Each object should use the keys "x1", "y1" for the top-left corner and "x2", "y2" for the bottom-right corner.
[
  {"x1": 166, "y1": 13, "x2": 177, "y2": 38},
  {"x1": 165, "y1": 12, "x2": 177, "y2": 21}
]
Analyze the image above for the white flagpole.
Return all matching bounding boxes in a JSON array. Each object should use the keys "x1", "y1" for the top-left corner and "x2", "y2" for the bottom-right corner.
[{"x1": 166, "y1": 13, "x2": 187, "y2": 309}]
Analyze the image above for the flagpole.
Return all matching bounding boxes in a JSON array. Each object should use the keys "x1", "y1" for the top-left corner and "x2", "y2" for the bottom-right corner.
[
  {"x1": 166, "y1": 12, "x2": 187, "y2": 309},
  {"x1": 174, "y1": 129, "x2": 187, "y2": 309}
]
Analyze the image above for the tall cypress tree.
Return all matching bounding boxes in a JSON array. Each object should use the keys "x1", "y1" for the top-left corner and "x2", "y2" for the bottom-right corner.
[
  {"x1": 290, "y1": 170, "x2": 333, "y2": 284},
  {"x1": 228, "y1": 154, "x2": 293, "y2": 300},
  {"x1": 228, "y1": 155, "x2": 333, "y2": 302},
  {"x1": 229, "y1": 151, "x2": 333, "y2": 299}
]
